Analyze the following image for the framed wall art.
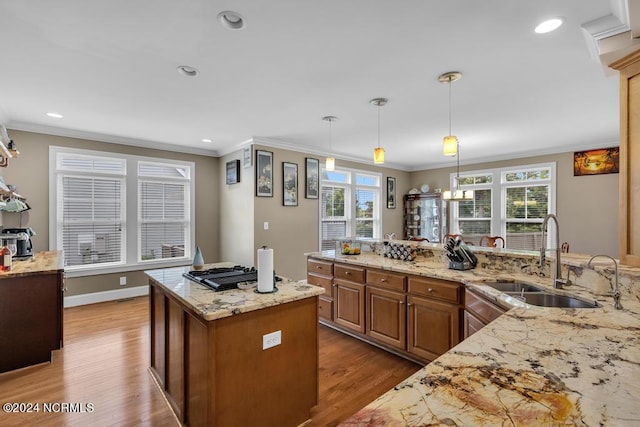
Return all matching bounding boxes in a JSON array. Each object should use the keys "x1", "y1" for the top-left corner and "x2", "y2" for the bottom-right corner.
[
  {"x1": 226, "y1": 159, "x2": 240, "y2": 185},
  {"x1": 573, "y1": 147, "x2": 619, "y2": 176},
  {"x1": 305, "y1": 157, "x2": 319, "y2": 199},
  {"x1": 255, "y1": 150, "x2": 273, "y2": 197},
  {"x1": 282, "y1": 162, "x2": 298, "y2": 206},
  {"x1": 387, "y1": 176, "x2": 396, "y2": 209},
  {"x1": 243, "y1": 146, "x2": 252, "y2": 168}
]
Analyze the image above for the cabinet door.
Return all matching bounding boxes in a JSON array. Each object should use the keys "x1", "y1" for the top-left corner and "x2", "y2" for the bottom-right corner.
[
  {"x1": 463, "y1": 310, "x2": 485, "y2": 339},
  {"x1": 366, "y1": 286, "x2": 406, "y2": 349},
  {"x1": 334, "y1": 279, "x2": 365, "y2": 333},
  {"x1": 407, "y1": 295, "x2": 460, "y2": 362}
]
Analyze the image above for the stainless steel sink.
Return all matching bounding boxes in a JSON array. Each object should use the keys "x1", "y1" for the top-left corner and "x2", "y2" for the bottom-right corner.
[
  {"x1": 504, "y1": 292, "x2": 599, "y2": 308},
  {"x1": 484, "y1": 282, "x2": 545, "y2": 292}
]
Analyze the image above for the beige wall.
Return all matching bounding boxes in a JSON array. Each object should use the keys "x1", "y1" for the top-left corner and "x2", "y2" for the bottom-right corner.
[
  {"x1": 219, "y1": 148, "x2": 254, "y2": 267},
  {"x1": 1, "y1": 130, "x2": 220, "y2": 296},
  {"x1": 410, "y1": 152, "x2": 619, "y2": 257},
  {"x1": 252, "y1": 145, "x2": 410, "y2": 280}
]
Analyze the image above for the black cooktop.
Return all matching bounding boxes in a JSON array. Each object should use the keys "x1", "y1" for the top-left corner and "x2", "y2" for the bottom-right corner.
[{"x1": 183, "y1": 265, "x2": 259, "y2": 292}]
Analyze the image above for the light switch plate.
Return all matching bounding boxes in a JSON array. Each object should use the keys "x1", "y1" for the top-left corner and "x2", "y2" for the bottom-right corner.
[
  {"x1": 264, "y1": 221, "x2": 269, "y2": 230},
  {"x1": 262, "y1": 330, "x2": 281, "y2": 350},
  {"x1": 119, "y1": 276, "x2": 127, "y2": 286}
]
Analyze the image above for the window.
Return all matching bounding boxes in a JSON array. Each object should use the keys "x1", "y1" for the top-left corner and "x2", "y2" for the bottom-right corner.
[
  {"x1": 450, "y1": 163, "x2": 555, "y2": 250},
  {"x1": 50, "y1": 147, "x2": 195, "y2": 274},
  {"x1": 319, "y1": 167, "x2": 381, "y2": 251}
]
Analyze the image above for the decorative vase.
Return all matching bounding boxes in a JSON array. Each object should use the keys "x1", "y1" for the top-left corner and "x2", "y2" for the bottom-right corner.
[{"x1": 192, "y1": 246, "x2": 204, "y2": 270}]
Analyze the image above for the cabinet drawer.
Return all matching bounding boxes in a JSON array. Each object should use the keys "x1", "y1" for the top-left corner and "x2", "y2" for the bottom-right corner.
[
  {"x1": 318, "y1": 297, "x2": 333, "y2": 321},
  {"x1": 307, "y1": 259, "x2": 333, "y2": 276},
  {"x1": 465, "y1": 289, "x2": 505, "y2": 324},
  {"x1": 366, "y1": 269, "x2": 406, "y2": 291},
  {"x1": 334, "y1": 264, "x2": 365, "y2": 283},
  {"x1": 307, "y1": 273, "x2": 333, "y2": 297},
  {"x1": 408, "y1": 277, "x2": 461, "y2": 304}
]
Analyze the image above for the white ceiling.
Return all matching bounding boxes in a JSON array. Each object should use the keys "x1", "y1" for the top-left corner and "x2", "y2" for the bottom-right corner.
[{"x1": 0, "y1": 0, "x2": 627, "y2": 171}]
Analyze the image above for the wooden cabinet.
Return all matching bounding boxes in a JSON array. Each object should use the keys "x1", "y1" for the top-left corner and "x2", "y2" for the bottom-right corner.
[
  {"x1": 149, "y1": 281, "x2": 319, "y2": 427},
  {"x1": 611, "y1": 50, "x2": 640, "y2": 267},
  {"x1": 366, "y1": 286, "x2": 406, "y2": 349},
  {"x1": 307, "y1": 259, "x2": 333, "y2": 320},
  {"x1": 334, "y1": 279, "x2": 365, "y2": 333},
  {"x1": 407, "y1": 295, "x2": 460, "y2": 362},
  {"x1": 308, "y1": 257, "x2": 464, "y2": 364},
  {"x1": 0, "y1": 271, "x2": 64, "y2": 373},
  {"x1": 407, "y1": 276, "x2": 462, "y2": 362},
  {"x1": 463, "y1": 289, "x2": 506, "y2": 339}
]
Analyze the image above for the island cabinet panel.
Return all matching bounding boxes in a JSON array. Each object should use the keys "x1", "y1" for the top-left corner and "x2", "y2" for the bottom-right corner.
[
  {"x1": 408, "y1": 276, "x2": 461, "y2": 304},
  {"x1": 334, "y1": 279, "x2": 366, "y2": 333},
  {"x1": 307, "y1": 267, "x2": 333, "y2": 321},
  {"x1": 149, "y1": 279, "x2": 319, "y2": 427},
  {"x1": 0, "y1": 271, "x2": 64, "y2": 374},
  {"x1": 366, "y1": 286, "x2": 406, "y2": 349},
  {"x1": 407, "y1": 295, "x2": 460, "y2": 362},
  {"x1": 166, "y1": 297, "x2": 185, "y2": 419},
  {"x1": 463, "y1": 289, "x2": 506, "y2": 339},
  {"x1": 150, "y1": 286, "x2": 166, "y2": 387},
  {"x1": 307, "y1": 258, "x2": 333, "y2": 276},
  {"x1": 334, "y1": 264, "x2": 366, "y2": 283}
]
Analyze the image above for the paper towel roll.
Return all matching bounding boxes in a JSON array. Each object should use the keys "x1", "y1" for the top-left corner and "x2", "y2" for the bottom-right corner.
[{"x1": 257, "y1": 247, "x2": 274, "y2": 293}]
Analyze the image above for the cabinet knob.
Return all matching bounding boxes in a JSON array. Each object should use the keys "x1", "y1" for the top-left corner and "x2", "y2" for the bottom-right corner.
[
  {"x1": 316, "y1": 265, "x2": 322, "y2": 269},
  {"x1": 399, "y1": 301, "x2": 404, "y2": 305},
  {"x1": 332, "y1": 284, "x2": 337, "y2": 287},
  {"x1": 428, "y1": 288, "x2": 434, "y2": 292},
  {"x1": 380, "y1": 278, "x2": 386, "y2": 282},
  {"x1": 345, "y1": 271, "x2": 351, "y2": 275},
  {"x1": 407, "y1": 303, "x2": 412, "y2": 307}
]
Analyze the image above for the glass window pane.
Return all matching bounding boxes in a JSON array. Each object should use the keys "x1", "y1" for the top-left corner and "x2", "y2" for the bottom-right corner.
[
  {"x1": 321, "y1": 187, "x2": 345, "y2": 217},
  {"x1": 356, "y1": 189, "x2": 374, "y2": 219},
  {"x1": 356, "y1": 174, "x2": 379, "y2": 186}
]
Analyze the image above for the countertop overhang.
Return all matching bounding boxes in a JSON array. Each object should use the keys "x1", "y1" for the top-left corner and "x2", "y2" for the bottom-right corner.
[{"x1": 145, "y1": 262, "x2": 324, "y2": 321}]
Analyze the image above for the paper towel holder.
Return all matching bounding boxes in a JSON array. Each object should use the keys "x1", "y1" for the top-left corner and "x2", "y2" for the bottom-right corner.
[{"x1": 255, "y1": 245, "x2": 279, "y2": 294}]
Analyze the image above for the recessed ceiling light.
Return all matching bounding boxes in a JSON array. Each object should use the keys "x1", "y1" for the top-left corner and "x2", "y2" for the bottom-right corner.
[
  {"x1": 177, "y1": 65, "x2": 198, "y2": 77},
  {"x1": 201, "y1": 138, "x2": 212, "y2": 143},
  {"x1": 218, "y1": 11, "x2": 245, "y2": 30},
  {"x1": 535, "y1": 17, "x2": 564, "y2": 34},
  {"x1": 46, "y1": 112, "x2": 63, "y2": 118}
]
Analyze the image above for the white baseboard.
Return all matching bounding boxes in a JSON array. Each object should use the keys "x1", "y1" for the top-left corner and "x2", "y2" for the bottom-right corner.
[{"x1": 64, "y1": 285, "x2": 149, "y2": 308}]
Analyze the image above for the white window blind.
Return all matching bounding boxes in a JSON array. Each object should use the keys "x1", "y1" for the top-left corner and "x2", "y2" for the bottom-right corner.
[
  {"x1": 56, "y1": 154, "x2": 126, "y2": 268},
  {"x1": 139, "y1": 181, "x2": 188, "y2": 261}
]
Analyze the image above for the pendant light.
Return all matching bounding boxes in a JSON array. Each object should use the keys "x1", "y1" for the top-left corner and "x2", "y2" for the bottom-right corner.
[
  {"x1": 439, "y1": 71, "x2": 473, "y2": 201},
  {"x1": 370, "y1": 98, "x2": 387, "y2": 164},
  {"x1": 439, "y1": 72, "x2": 462, "y2": 156},
  {"x1": 322, "y1": 116, "x2": 337, "y2": 171}
]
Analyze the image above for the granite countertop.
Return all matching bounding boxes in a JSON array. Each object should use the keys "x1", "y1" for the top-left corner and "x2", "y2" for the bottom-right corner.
[
  {"x1": 0, "y1": 250, "x2": 64, "y2": 278},
  {"x1": 145, "y1": 262, "x2": 324, "y2": 321},
  {"x1": 306, "y1": 250, "x2": 640, "y2": 426}
]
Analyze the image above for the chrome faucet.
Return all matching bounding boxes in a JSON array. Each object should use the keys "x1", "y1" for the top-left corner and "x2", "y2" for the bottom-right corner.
[
  {"x1": 587, "y1": 255, "x2": 623, "y2": 310},
  {"x1": 538, "y1": 214, "x2": 570, "y2": 288}
]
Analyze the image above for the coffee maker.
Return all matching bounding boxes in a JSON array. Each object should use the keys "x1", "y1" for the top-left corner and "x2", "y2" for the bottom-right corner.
[{"x1": 1, "y1": 227, "x2": 35, "y2": 257}]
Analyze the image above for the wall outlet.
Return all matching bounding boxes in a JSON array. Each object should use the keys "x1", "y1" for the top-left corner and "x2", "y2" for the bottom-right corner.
[
  {"x1": 262, "y1": 330, "x2": 281, "y2": 350},
  {"x1": 119, "y1": 276, "x2": 127, "y2": 286},
  {"x1": 264, "y1": 221, "x2": 269, "y2": 230}
]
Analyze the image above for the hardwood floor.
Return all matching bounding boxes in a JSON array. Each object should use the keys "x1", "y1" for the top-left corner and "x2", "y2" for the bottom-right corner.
[{"x1": 0, "y1": 297, "x2": 419, "y2": 426}]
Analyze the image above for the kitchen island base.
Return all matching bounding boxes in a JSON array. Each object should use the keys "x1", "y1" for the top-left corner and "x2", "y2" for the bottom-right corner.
[{"x1": 149, "y1": 280, "x2": 319, "y2": 427}]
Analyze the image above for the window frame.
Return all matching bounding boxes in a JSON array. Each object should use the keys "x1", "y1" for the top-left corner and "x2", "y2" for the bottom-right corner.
[
  {"x1": 49, "y1": 146, "x2": 196, "y2": 277},
  {"x1": 319, "y1": 166, "x2": 382, "y2": 251},
  {"x1": 449, "y1": 162, "x2": 556, "y2": 249}
]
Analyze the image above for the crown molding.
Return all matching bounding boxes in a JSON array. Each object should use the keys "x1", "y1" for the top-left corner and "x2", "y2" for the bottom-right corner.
[
  {"x1": 250, "y1": 136, "x2": 409, "y2": 171},
  {"x1": 7, "y1": 121, "x2": 219, "y2": 158}
]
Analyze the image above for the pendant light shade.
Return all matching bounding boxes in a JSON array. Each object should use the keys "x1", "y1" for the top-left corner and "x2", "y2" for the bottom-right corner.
[
  {"x1": 322, "y1": 116, "x2": 338, "y2": 171},
  {"x1": 370, "y1": 98, "x2": 388, "y2": 165},
  {"x1": 443, "y1": 135, "x2": 458, "y2": 157},
  {"x1": 439, "y1": 72, "x2": 461, "y2": 157}
]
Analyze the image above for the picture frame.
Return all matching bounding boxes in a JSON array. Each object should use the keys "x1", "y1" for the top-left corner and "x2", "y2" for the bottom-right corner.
[
  {"x1": 243, "y1": 146, "x2": 252, "y2": 168},
  {"x1": 387, "y1": 176, "x2": 396, "y2": 209},
  {"x1": 226, "y1": 159, "x2": 240, "y2": 185},
  {"x1": 255, "y1": 150, "x2": 273, "y2": 197},
  {"x1": 282, "y1": 162, "x2": 298, "y2": 206},
  {"x1": 305, "y1": 157, "x2": 319, "y2": 199},
  {"x1": 573, "y1": 147, "x2": 619, "y2": 176}
]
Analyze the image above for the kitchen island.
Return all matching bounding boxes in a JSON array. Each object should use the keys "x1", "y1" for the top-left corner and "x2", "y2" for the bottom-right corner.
[
  {"x1": 0, "y1": 251, "x2": 64, "y2": 374},
  {"x1": 145, "y1": 263, "x2": 324, "y2": 427},
  {"x1": 307, "y1": 245, "x2": 640, "y2": 426}
]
